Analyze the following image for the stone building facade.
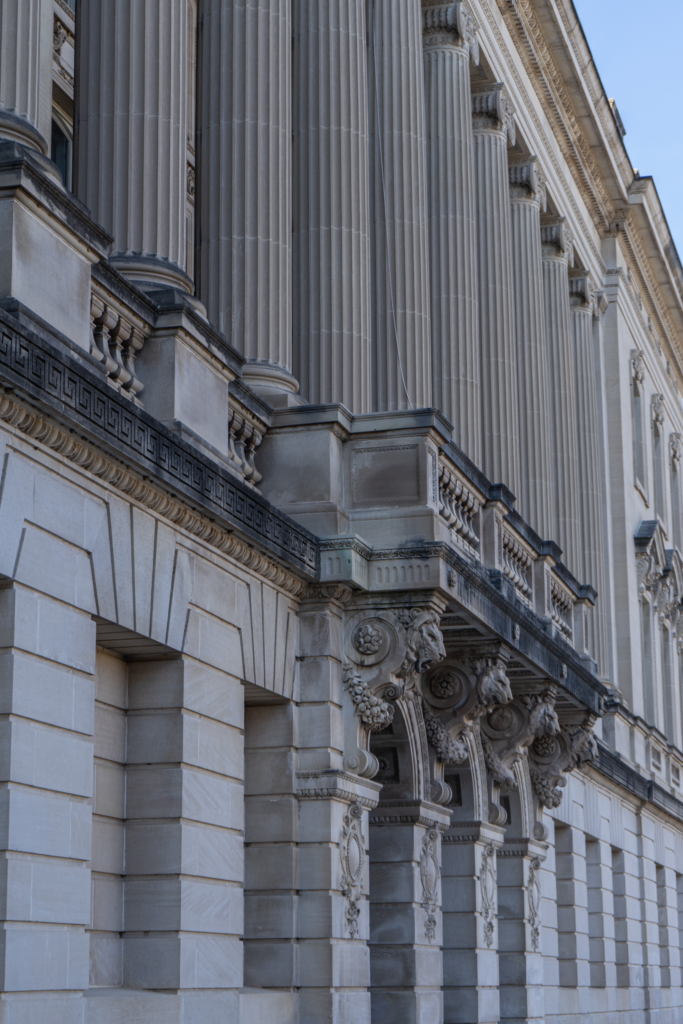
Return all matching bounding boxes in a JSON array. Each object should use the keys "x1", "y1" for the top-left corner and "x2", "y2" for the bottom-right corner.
[{"x1": 0, "y1": 1, "x2": 682, "y2": 1022}]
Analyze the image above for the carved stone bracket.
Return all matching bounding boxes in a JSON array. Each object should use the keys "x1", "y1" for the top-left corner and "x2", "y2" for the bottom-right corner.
[
  {"x1": 342, "y1": 604, "x2": 447, "y2": 789},
  {"x1": 421, "y1": 645, "x2": 514, "y2": 767},
  {"x1": 481, "y1": 685, "x2": 560, "y2": 791},
  {"x1": 420, "y1": 828, "x2": 441, "y2": 942},
  {"x1": 343, "y1": 663, "x2": 395, "y2": 732},
  {"x1": 527, "y1": 713, "x2": 598, "y2": 809},
  {"x1": 340, "y1": 802, "x2": 365, "y2": 939}
]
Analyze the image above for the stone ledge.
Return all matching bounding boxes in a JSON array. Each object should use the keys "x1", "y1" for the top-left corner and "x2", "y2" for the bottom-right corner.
[{"x1": 0, "y1": 308, "x2": 318, "y2": 579}]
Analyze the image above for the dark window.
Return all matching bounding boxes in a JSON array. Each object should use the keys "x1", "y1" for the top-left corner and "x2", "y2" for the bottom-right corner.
[{"x1": 51, "y1": 120, "x2": 70, "y2": 188}]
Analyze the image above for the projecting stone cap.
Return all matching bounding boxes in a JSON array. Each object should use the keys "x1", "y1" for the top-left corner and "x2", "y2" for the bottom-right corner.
[
  {"x1": 369, "y1": 799, "x2": 452, "y2": 831},
  {"x1": 296, "y1": 769, "x2": 383, "y2": 810},
  {"x1": 472, "y1": 83, "x2": 516, "y2": 144},
  {"x1": 0, "y1": 140, "x2": 112, "y2": 353},
  {"x1": 508, "y1": 153, "x2": 547, "y2": 210},
  {"x1": 422, "y1": 0, "x2": 480, "y2": 63}
]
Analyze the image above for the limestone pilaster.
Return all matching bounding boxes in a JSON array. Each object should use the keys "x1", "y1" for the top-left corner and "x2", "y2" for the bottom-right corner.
[
  {"x1": 369, "y1": 803, "x2": 450, "y2": 1024},
  {"x1": 422, "y1": 1, "x2": 481, "y2": 461},
  {"x1": 369, "y1": 0, "x2": 432, "y2": 412},
  {"x1": 541, "y1": 215, "x2": 580, "y2": 576},
  {"x1": 442, "y1": 822, "x2": 505, "y2": 1024},
  {"x1": 509, "y1": 156, "x2": 553, "y2": 539},
  {"x1": 76, "y1": 0, "x2": 192, "y2": 292},
  {"x1": 295, "y1": 589, "x2": 381, "y2": 1024},
  {"x1": 497, "y1": 839, "x2": 547, "y2": 1024},
  {"x1": 0, "y1": 0, "x2": 52, "y2": 153},
  {"x1": 472, "y1": 84, "x2": 520, "y2": 496},
  {"x1": 292, "y1": 0, "x2": 371, "y2": 413},
  {"x1": 570, "y1": 271, "x2": 608, "y2": 674},
  {"x1": 197, "y1": 0, "x2": 296, "y2": 399}
]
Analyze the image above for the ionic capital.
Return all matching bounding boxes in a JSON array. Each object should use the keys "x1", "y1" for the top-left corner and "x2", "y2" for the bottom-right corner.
[
  {"x1": 472, "y1": 83, "x2": 516, "y2": 145},
  {"x1": 422, "y1": 0, "x2": 480, "y2": 62},
  {"x1": 508, "y1": 154, "x2": 547, "y2": 210},
  {"x1": 569, "y1": 269, "x2": 595, "y2": 313},
  {"x1": 540, "y1": 214, "x2": 573, "y2": 263}
]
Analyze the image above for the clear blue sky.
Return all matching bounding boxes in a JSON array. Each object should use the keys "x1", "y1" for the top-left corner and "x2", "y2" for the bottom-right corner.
[{"x1": 572, "y1": 0, "x2": 683, "y2": 256}]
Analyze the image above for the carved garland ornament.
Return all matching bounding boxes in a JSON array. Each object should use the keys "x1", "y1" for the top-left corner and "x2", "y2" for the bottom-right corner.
[
  {"x1": 340, "y1": 802, "x2": 365, "y2": 939},
  {"x1": 480, "y1": 843, "x2": 497, "y2": 949},
  {"x1": 343, "y1": 663, "x2": 394, "y2": 732},
  {"x1": 420, "y1": 828, "x2": 441, "y2": 942},
  {"x1": 528, "y1": 857, "x2": 542, "y2": 952},
  {"x1": 423, "y1": 704, "x2": 469, "y2": 764}
]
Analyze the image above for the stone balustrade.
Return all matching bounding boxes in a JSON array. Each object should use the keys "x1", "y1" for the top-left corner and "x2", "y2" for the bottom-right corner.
[
  {"x1": 88, "y1": 268, "x2": 269, "y2": 491},
  {"x1": 438, "y1": 454, "x2": 482, "y2": 553}
]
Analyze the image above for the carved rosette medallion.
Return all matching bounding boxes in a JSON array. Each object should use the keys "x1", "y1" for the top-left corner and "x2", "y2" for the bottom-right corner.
[
  {"x1": 420, "y1": 828, "x2": 441, "y2": 942},
  {"x1": 480, "y1": 843, "x2": 497, "y2": 948},
  {"x1": 528, "y1": 857, "x2": 542, "y2": 952},
  {"x1": 340, "y1": 802, "x2": 365, "y2": 939}
]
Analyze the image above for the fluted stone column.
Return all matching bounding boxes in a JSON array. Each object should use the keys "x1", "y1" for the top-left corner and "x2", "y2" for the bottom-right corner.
[
  {"x1": 570, "y1": 271, "x2": 608, "y2": 671},
  {"x1": 423, "y1": 1, "x2": 481, "y2": 462},
  {"x1": 472, "y1": 84, "x2": 520, "y2": 496},
  {"x1": 369, "y1": 0, "x2": 432, "y2": 412},
  {"x1": 292, "y1": 0, "x2": 371, "y2": 413},
  {"x1": 197, "y1": 0, "x2": 296, "y2": 399},
  {"x1": 541, "y1": 216, "x2": 580, "y2": 574},
  {"x1": 76, "y1": 0, "x2": 191, "y2": 292},
  {"x1": 0, "y1": 0, "x2": 52, "y2": 153},
  {"x1": 509, "y1": 156, "x2": 553, "y2": 539}
]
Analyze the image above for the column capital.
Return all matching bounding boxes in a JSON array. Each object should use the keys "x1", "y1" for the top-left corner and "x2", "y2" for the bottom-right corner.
[
  {"x1": 472, "y1": 82, "x2": 516, "y2": 144},
  {"x1": 569, "y1": 268, "x2": 595, "y2": 312},
  {"x1": 540, "y1": 213, "x2": 573, "y2": 262},
  {"x1": 422, "y1": 0, "x2": 479, "y2": 62},
  {"x1": 509, "y1": 154, "x2": 547, "y2": 210}
]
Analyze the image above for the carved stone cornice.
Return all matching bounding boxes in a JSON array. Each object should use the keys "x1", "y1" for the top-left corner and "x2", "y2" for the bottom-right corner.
[
  {"x1": 422, "y1": 0, "x2": 480, "y2": 62},
  {"x1": 0, "y1": 387, "x2": 310, "y2": 597},
  {"x1": 0, "y1": 311, "x2": 318, "y2": 587},
  {"x1": 493, "y1": 0, "x2": 614, "y2": 230},
  {"x1": 471, "y1": 83, "x2": 516, "y2": 144},
  {"x1": 508, "y1": 154, "x2": 547, "y2": 210}
]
